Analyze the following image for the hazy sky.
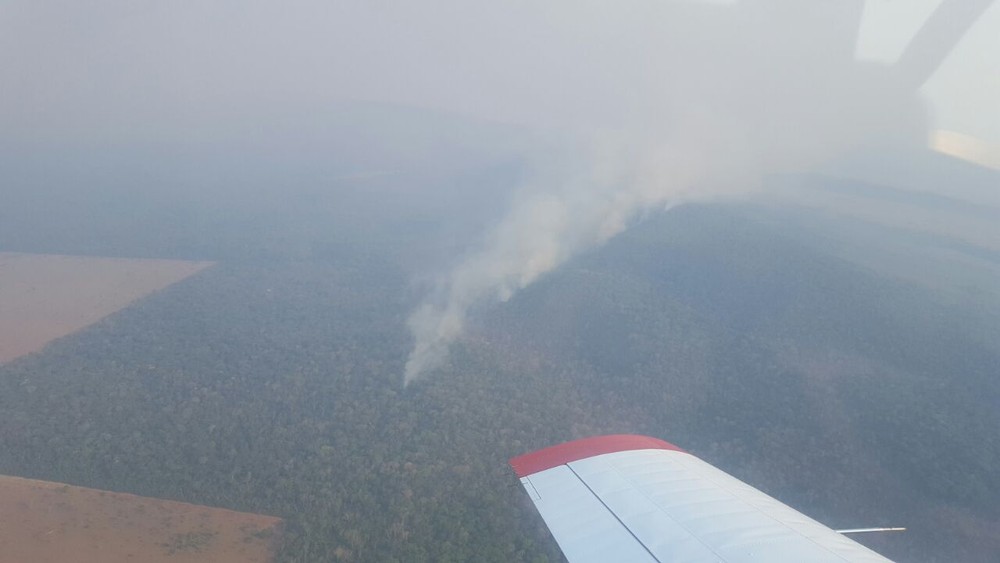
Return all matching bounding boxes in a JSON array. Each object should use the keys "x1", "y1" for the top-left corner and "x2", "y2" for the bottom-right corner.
[
  {"x1": 2, "y1": 0, "x2": 997, "y2": 144},
  {"x1": 4, "y1": 0, "x2": 997, "y2": 383}
]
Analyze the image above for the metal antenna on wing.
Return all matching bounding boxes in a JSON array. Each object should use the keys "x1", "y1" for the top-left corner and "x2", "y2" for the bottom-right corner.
[{"x1": 835, "y1": 527, "x2": 907, "y2": 535}]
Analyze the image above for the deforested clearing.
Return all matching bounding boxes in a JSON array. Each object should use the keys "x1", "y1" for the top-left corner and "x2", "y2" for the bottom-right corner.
[
  {"x1": 0, "y1": 475, "x2": 282, "y2": 563},
  {"x1": 0, "y1": 253, "x2": 211, "y2": 364}
]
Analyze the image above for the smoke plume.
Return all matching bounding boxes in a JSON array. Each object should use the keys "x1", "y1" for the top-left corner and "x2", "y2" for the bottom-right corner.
[{"x1": 403, "y1": 1, "x2": 921, "y2": 384}]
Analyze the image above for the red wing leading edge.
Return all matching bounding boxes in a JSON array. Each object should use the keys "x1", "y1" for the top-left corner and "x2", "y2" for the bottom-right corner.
[{"x1": 510, "y1": 435, "x2": 893, "y2": 562}]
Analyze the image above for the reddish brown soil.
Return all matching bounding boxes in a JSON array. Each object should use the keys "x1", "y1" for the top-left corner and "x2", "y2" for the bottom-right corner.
[
  {"x1": 0, "y1": 475, "x2": 282, "y2": 563},
  {"x1": 0, "y1": 253, "x2": 212, "y2": 364}
]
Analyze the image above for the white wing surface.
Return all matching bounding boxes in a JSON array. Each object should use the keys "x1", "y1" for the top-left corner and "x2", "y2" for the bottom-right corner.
[{"x1": 510, "y1": 435, "x2": 893, "y2": 563}]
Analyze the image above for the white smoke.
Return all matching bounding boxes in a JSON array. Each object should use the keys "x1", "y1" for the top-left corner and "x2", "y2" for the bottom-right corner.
[
  {"x1": 405, "y1": 124, "x2": 774, "y2": 383},
  {"x1": 402, "y1": 1, "x2": 921, "y2": 384}
]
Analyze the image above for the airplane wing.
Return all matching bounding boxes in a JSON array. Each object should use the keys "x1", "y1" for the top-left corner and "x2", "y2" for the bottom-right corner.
[{"x1": 510, "y1": 435, "x2": 893, "y2": 562}]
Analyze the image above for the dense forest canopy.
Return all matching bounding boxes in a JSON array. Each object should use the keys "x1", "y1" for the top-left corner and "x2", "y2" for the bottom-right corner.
[{"x1": 1, "y1": 105, "x2": 999, "y2": 562}]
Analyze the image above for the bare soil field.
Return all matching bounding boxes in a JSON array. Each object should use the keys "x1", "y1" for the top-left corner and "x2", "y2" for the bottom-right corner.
[
  {"x1": 0, "y1": 253, "x2": 212, "y2": 364},
  {"x1": 0, "y1": 475, "x2": 281, "y2": 563}
]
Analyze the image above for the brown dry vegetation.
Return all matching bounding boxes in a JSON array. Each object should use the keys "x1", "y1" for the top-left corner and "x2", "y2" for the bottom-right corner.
[
  {"x1": 0, "y1": 253, "x2": 211, "y2": 364},
  {"x1": 0, "y1": 475, "x2": 282, "y2": 563}
]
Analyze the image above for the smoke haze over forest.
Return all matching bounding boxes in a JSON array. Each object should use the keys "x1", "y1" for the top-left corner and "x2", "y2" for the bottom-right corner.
[{"x1": 1, "y1": 1, "x2": 999, "y2": 562}]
